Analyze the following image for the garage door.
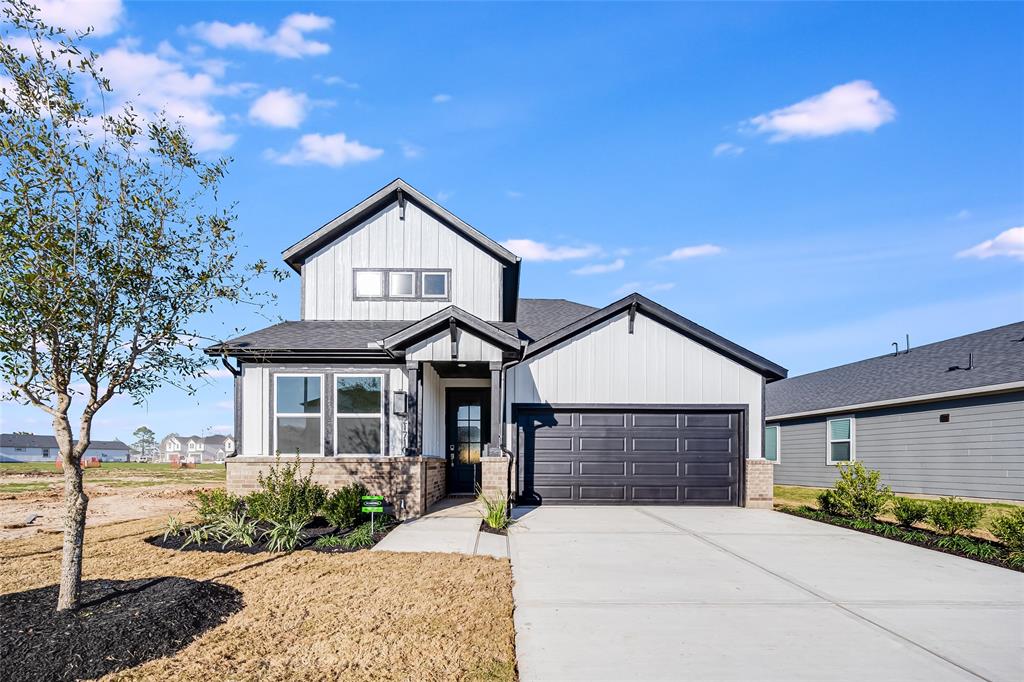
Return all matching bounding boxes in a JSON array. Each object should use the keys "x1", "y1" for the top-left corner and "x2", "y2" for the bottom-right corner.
[{"x1": 516, "y1": 407, "x2": 742, "y2": 505}]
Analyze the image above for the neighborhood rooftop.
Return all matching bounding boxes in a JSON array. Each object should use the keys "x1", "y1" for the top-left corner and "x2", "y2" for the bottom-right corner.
[
  {"x1": 0, "y1": 434, "x2": 129, "y2": 449},
  {"x1": 766, "y1": 321, "x2": 1024, "y2": 418}
]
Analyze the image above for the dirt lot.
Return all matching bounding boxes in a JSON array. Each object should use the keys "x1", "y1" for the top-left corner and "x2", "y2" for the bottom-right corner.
[
  {"x1": 1, "y1": 516, "x2": 517, "y2": 681},
  {"x1": 0, "y1": 463, "x2": 225, "y2": 541}
]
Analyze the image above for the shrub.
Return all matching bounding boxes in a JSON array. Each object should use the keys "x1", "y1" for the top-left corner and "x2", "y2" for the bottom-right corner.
[
  {"x1": 341, "y1": 515, "x2": 396, "y2": 550},
  {"x1": 892, "y1": 497, "x2": 929, "y2": 528},
  {"x1": 990, "y1": 507, "x2": 1024, "y2": 566},
  {"x1": 162, "y1": 514, "x2": 185, "y2": 542},
  {"x1": 180, "y1": 524, "x2": 211, "y2": 549},
  {"x1": 817, "y1": 489, "x2": 843, "y2": 516},
  {"x1": 927, "y1": 497, "x2": 985, "y2": 536},
  {"x1": 245, "y1": 456, "x2": 327, "y2": 524},
  {"x1": 831, "y1": 462, "x2": 892, "y2": 521},
  {"x1": 322, "y1": 482, "x2": 369, "y2": 529},
  {"x1": 208, "y1": 510, "x2": 260, "y2": 549},
  {"x1": 312, "y1": 534, "x2": 346, "y2": 549},
  {"x1": 264, "y1": 515, "x2": 309, "y2": 553},
  {"x1": 478, "y1": 489, "x2": 510, "y2": 530},
  {"x1": 192, "y1": 488, "x2": 242, "y2": 523}
]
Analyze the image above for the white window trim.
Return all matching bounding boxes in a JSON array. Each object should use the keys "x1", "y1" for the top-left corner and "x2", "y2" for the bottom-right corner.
[
  {"x1": 274, "y1": 373, "x2": 324, "y2": 457},
  {"x1": 421, "y1": 271, "x2": 449, "y2": 298},
  {"x1": 764, "y1": 424, "x2": 780, "y2": 464},
  {"x1": 826, "y1": 416, "x2": 855, "y2": 465},
  {"x1": 388, "y1": 271, "x2": 416, "y2": 298},
  {"x1": 353, "y1": 270, "x2": 384, "y2": 299},
  {"x1": 334, "y1": 373, "x2": 385, "y2": 457}
]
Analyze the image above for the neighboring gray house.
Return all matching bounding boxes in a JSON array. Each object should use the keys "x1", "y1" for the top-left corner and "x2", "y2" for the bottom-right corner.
[
  {"x1": 206, "y1": 179, "x2": 787, "y2": 516},
  {"x1": 766, "y1": 322, "x2": 1024, "y2": 501},
  {"x1": 0, "y1": 434, "x2": 131, "y2": 463},
  {"x1": 158, "y1": 434, "x2": 234, "y2": 463}
]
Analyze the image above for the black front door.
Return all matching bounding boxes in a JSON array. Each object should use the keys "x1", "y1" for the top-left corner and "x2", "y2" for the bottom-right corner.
[{"x1": 446, "y1": 388, "x2": 490, "y2": 495}]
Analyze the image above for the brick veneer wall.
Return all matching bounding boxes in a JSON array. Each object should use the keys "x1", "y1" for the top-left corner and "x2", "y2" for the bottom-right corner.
[
  {"x1": 745, "y1": 458, "x2": 774, "y2": 508},
  {"x1": 226, "y1": 457, "x2": 443, "y2": 519},
  {"x1": 480, "y1": 456, "x2": 510, "y2": 501}
]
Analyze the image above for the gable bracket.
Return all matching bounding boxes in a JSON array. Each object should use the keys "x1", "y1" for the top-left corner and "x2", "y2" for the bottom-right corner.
[
  {"x1": 449, "y1": 318, "x2": 458, "y2": 359},
  {"x1": 397, "y1": 188, "x2": 406, "y2": 220},
  {"x1": 627, "y1": 301, "x2": 638, "y2": 334}
]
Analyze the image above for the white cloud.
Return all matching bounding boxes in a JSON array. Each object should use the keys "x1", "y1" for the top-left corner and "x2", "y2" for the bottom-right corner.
[
  {"x1": 501, "y1": 239, "x2": 601, "y2": 262},
  {"x1": 249, "y1": 88, "x2": 309, "y2": 128},
  {"x1": 713, "y1": 142, "x2": 744, "y2": 157},
  {"x1": 319, "y1": 75, "x2": 359, "y2": 89},
  {"x1": 506, "y1": 190, "x2": 524, "y2": 199},
  {"x1": 613, "y1": 281, "x2": 675, "y2": 297},
  {"x1": 400, "y1": 141, "x2": 424, "y2": 159},
  {"x1": 432, "y1": 93, "x2": 452, "y2": 104},
  {"x1": 35, "y1": 0, "x2": 123, "y2": 37},
  {"x1": 437, "y1": 190, "x2": 454, "y2": 202},
  {"x1": 572, "y1": 258, "x2": 625, "y2": 275},
  {"x1": 747, "y1": 80, "x2": 895, "y2": 142},
  {"x1": 657, "y1": 244, "x2": 724, "y2": 261},
  {"x1": 192, "y1": 13, "x2": 333, "y2": 59},
  {"x1": 951, "y1": 209, "x2": 972, "y2": 221},
  {"x1": 956, "y1": 227, "x2": 1024, "y2": 261},
  {"x1": 97, "y1": 42, "x2": 239, "y2": 152},
  {"x1": 266, "y1": 132, "x2": 383, "y2": 167}
]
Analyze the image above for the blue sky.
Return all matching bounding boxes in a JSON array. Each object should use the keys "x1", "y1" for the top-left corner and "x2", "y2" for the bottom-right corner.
[{"x1": 2, "y1": 1, "x2": 1022, "y2": 443}]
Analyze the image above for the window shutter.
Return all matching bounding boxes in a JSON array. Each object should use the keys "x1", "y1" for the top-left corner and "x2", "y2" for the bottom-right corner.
[{"x1": 830, "y1": 418, "x2": 851, "y2": 441}]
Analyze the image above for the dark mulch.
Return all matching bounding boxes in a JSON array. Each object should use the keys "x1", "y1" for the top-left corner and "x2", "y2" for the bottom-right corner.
[
  {"x1": 479, "y1": 520, "x2": 508, "y2": 536},
  {"x1": 309, "y1": 524, "x2": 397, "y2": 553},
  {"x1": 146, "y1": 517, "x2": 337, "y2": 554},
  {"x1": 0, "y1": 578, "x2": 243, "y2": 682},
  {"x1": 778, "y1": 506, "x2": 1021, "y2": 572}
]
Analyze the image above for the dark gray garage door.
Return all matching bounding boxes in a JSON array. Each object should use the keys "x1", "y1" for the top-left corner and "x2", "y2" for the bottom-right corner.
[{"x1": 516, "y1": 407, "x2": 742, "y2": 505}]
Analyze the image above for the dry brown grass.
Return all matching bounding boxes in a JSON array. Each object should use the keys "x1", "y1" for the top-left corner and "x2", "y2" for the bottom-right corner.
[{"x1": 1, "y1": 518, "x2": 517, "y2": 681}]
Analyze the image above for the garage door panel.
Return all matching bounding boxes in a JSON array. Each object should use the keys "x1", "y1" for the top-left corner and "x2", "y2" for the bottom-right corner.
[{"x1": 519, "y1": 407, "x2": 742, "y2": 506}]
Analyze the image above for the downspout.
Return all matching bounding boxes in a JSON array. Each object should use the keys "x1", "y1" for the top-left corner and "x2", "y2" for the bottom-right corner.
[{"x1": 498, "y1": 341, "x2": 526, "y2": 511}]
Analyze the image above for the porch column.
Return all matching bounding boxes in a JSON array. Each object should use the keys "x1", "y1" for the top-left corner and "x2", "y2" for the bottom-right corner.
[
  {"x1": 406, "y1": 362, "x2": 419, "y2": 456},
  {"x1": 489, "y1": 363, "x2": 502, "y2": 456}
]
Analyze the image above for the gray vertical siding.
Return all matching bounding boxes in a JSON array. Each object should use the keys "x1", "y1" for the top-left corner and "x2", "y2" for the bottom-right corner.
[{"x1": 771, "y1": 391, "x2": 1024, "y2": 501}]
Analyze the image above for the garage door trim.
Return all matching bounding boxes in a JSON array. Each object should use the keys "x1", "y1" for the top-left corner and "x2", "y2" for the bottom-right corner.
[{"x1": 512, "y1": 403, "x2": 749, "y2": 506}]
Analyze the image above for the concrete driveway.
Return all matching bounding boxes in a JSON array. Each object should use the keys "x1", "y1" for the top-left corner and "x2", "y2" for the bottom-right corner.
[{"x1": 509, "y1": 506, "x2": 1024, "y2": 682}]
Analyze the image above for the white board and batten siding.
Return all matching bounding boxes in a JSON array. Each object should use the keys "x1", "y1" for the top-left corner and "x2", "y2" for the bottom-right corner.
[
  {"x1": 239, "y1": 364, "x2": 408, "y2": 457},
  {"x1": 506, "y1": 311, "x2": 766, "y2": 458},
  {"x1": 420, "y1": 365, "x2": 490, "y2": 458},
  {"x1": 406, "y1": 328, "x2": 503, "y2": 363},
  {"x1": 301, "y1": 200, "x2": 503, "y2": 321}
]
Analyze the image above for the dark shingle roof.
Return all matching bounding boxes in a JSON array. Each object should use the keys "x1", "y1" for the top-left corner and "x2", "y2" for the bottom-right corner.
[
  {"x1": 0, "y1": 434, "x2": 129, "y2": 450},
  {"x1": 766, "y1": 321, "x2": 1024, "y2": 418},
  {"x1": 516, "y1": 298, "x2": 598, "y2": 341}
]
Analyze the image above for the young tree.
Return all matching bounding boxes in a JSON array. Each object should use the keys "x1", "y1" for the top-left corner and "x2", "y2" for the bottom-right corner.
[
  {"x1": 0, "y1": 1, "x2": 281, "y2": 610},
  {"x1": 130, "y1": 425, "x2": 157, "y2": 461}
]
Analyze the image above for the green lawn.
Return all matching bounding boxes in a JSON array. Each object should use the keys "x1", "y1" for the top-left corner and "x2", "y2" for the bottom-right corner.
[
  {"x1": 774, "y1": 484, "x2": 1021, "y2": 537},
  {"x1": 0, "y1": 462, "x2": 225, "y2": 494}
]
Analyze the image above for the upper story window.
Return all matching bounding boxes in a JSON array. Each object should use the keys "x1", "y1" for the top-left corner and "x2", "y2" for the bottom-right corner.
[
  {"x1": 422, "y1": 271, "x2": 449, "y2": 298},
  {"x1": 352, "y1": 268, "x2": 451, "y2": 301},
  {"x1": 354, "y1": 270, "x2": 383, "y2": 298},
  {"x1": 827, "y1": 417, "x2": 854, "y2": 465},
  {"x1": 275, "y1": 374, "x2": 323, "y2": 456}
]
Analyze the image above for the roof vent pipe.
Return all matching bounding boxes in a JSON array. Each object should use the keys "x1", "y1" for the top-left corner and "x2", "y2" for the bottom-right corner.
[
  {"x1": 892, "y1": 342, "x2": 899, "y2": 357},
  {"x1": 968, "y1": 352, "x2": 974, "y2": 370},
  {"x1": 905, "y1": 334, "x2": 911, "y2": 354}
]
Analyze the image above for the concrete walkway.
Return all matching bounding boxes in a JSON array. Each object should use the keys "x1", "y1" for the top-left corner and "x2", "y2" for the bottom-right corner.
[
  {"x1": 372, "y1": 498, "x2": 509, "y2": 559},
  {"x1": 509, "y1": 506, "x2": 1024, "y2": 682}
]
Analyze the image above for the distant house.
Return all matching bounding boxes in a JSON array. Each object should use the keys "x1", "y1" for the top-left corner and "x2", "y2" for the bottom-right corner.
[
  {"x1": 0, "y1": 434, "x2": 131, "y2": 463},
  {"x1": 766, "y1": 322, "x2": 1024, "y2": 502},
  {"x1": 158, "y1": 434, "x2": 234, "y2": 463}
]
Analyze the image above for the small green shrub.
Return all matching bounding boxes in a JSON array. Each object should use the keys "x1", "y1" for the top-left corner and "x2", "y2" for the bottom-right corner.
[
  {"x1": 312, "y1": 534, "x2": 346, "y2": 549},
  {"x1": 478, "y1": 488, "x2": 510, "y2": 530},
  {"x1": 245, "y1": 456, "x2": 327, "y2": 524},
  {"x1": 892, "y1": 497, "x2": 929, "y2": 528},
  {"x1": 831, "y1": 462, "x2": 892, "y2": 521},
  {"x1": 990, "y1": 507, "x2": 1024, "y2": 567},
  {"x1": 817, "y1": 489, "x2": 843, "y2": 515},
  {"x1": 208, "y1": 510, "x2": 260, "y2": 549},
  {"x1": 927, "y1": 497, "x2": 985, "y2": 536},
  {"x1": 322, "y1": 482, "x2": 369, "y2": 529},
  {"x1": 341, "y1": 515, "x2": 396, "y2": 550},
  {"x1": 180, "y1": 524, "x2": 211, "y2": 549},
  {"x1": 192, "y1": 488, "x2": 242, "y2": 523},
  {"x1": 264, "y1": 515, "x2": 309, "y2": 553},
  {"x1": 162, "y1": 514, "x2": 185, "y2": 541}
]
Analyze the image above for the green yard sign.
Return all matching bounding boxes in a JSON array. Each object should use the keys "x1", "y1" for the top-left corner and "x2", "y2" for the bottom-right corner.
[{"x1": 361, "y1": 495, "x2": 384, "y2": 514}]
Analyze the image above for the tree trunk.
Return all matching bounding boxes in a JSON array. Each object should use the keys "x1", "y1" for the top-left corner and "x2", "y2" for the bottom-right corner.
[{"x1": 55, "y1": 416, "x2": 88, "y2": 612}]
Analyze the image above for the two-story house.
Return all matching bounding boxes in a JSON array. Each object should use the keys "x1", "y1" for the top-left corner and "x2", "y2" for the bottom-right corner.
[
  {"x1": 206, "y1": 179, "x2": 787, "y2": 516},
  {"x1": 158, "y1": 434, "x2": 234, "y2": 463}
]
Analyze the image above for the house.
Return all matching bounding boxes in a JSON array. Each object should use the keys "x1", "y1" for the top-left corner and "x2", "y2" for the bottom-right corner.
[
  {"x1": 158, "y1": 434, "x2": 234, "y2": 463},
  {"x1": 206, "y1": 179, "x2": 787, "y2": 516},
  {"x1": 766, "y1": 322, "x2": 1024, "y2": 502},
  {"x1": 0, "y1": 434, "x2": 131, "y2": 463}
]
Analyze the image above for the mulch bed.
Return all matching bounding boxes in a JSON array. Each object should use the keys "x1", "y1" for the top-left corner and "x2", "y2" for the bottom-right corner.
[
  {"x1": 146, "y1": 517, "x2": 337, "y2": 554},
  {"x1": 479, "y1": 520, "x2": 508, "y2": 536},
  {"x1": 778, "y1": 506, "x2": 1021, "y2": 572},
  {"x1": 0, "y1": 577, "x2": 243, "y2": 682}
]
